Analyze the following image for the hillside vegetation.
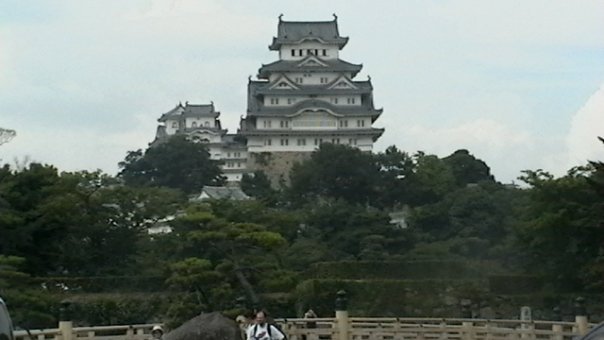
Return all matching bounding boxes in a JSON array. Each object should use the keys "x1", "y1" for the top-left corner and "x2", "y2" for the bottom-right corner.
[{"x1": 1, "y1": 138, "x2": 603, "y2": 328}]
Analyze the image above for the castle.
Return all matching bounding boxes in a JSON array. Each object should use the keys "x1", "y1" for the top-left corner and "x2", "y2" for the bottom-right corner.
[{"x1": 152, "y1": 15, "x2": 384, "y2": 183}]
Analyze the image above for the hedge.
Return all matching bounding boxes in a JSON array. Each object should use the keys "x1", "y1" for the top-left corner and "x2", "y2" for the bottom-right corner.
[{"x1": 307, "y1": 261, "x2": 501, "y2": 280}]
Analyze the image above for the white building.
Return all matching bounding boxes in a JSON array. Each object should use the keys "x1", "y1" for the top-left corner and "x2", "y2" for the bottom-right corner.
[
  {"x1": 239, "y1": 15, "x2": 384, "y2": 153},
  {"x1": 151, "y1": 16, "x2": 385, "y2": 184},
  {"x1": 153, "y1": 102, "x2": 249, "y2": 182}
]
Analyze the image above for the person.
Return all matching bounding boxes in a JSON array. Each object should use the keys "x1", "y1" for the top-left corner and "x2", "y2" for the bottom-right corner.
[
  {"x1": 303, "y1": 309, "x2": 317, "y2": 329},
  {"x1": 246, "y1": 310, "x2": 285, "y2": 340},
  {"x1": 151, "y1": 325, "x2": 163, "y2": 340},
  {"x1": 236, "y1": 314, "x2": 251, "y2": 333}
]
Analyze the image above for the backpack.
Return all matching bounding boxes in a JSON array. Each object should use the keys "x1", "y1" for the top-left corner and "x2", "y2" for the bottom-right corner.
[{"x1": 252, "y1": 323, "x2": 287, "y2": 340}]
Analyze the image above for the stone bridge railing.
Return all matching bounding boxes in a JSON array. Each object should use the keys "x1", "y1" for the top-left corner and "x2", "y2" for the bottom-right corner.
[
  {"x1": 13, "y1": 317, "x2": 598, "y2": 340},
  {"x1": 13, "y1": 291, "x2": 599, "y2": 340}
]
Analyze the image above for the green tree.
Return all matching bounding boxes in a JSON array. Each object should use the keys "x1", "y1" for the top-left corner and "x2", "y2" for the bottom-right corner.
[
  {"x1": 118, "y1": 135, "x2": 224, "y2": 194},
  {"x1": 240, "y1": 171, "x2": 279, "y2": 204},
  {"x1": 289, "y1": 143, "x2": 381, "y2": 205},
  {"x1": 442, "y1": 149, "x2": 495, "y2": 186},
  {"x1": 170, "y1": 203, "x2": 287, "y2": 307},
  {"x1": 517, "y1": 167, "x2": 604, "y2": 290},
  {"x1": 374, "y1": 145, "x2": 416, "y2": 208},
  {"x1": 166, "y1": 257, "x2": 224, "y2": 310},
  {"x1": 406, "y1": 152, "x2": 456, "y2": 206}
]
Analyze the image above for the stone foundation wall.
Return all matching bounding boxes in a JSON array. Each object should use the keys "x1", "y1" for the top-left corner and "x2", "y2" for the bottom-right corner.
[{"x1": 247, "y1": 151, "x2": 312, "y2": 187}]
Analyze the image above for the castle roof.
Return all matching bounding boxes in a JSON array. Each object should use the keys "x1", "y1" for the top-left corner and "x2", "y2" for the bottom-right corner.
[
  {"x1": 258, "y1": 57, "x2": 362, "y2": 79},
  {"x1": 158, "y1": 102, "x2": 219, "y2": 122},
  {"x1": 252, "y1": 78, "x2": 374, "y2": 95},
  {"x1": 246, "y1": 82, "x2": 382, "y2": 119},
  {"x1": 240, "y1": 125, "x2": 384, "y2": 141},
  {"x1": 269, "y1": 16, "x2": 349, "y2": 50}
]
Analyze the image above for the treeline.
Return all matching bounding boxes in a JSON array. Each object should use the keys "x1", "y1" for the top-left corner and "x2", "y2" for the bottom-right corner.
[{"x1": 1, "y1": 136, "x2": 603, "y2": 327}]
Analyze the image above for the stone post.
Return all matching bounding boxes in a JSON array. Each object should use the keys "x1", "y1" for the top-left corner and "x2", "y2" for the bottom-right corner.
[
  {"x1": 551, "y1": 307, "x2": 563, "y2": 340},
  {"x1": 460, "y1": 299, "x2": 472, "y2": 319},
  {"x1": 574, "y1": 297, "x2": 588, "y2": 336},
  {"x1": 58, "y1": 300, "x2": 74, "y2": 340},
  {"x1": 335, "y1": 290, "x2": 349, "y2": 340},
  {"x1": 520, "y1": 306, "x2": 532, "y2": 339}
]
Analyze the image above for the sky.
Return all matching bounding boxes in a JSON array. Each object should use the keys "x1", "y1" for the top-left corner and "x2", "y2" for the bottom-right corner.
[{"x1": 1, "y1": 0, "x2": 603, "y2": 184}]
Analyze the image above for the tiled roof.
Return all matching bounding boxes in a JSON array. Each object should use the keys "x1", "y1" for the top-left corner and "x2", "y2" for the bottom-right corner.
[
  {"x1": 258, "y1": 57, "x2": 362, "y2": 79},
  {"x1": 195, "y1": 186, "x2": 250, "y2": 201},
  {"x1": 240, "y1": 126, "x2": 385, "y2": 141},
  {"x1": 158, "y1": 102, "x2": 219, "y2": 122},
  {"x1": 246, "y1": 91, "x2": 382, "y2": 118},
  {"x1": 253, "y1": 79, "x2": 374, "y2": 95},
  {"x1": 269, "y1": 17, "x2": 349, "y2": 50}
]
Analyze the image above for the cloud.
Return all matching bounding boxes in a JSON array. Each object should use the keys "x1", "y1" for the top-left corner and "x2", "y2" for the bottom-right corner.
[
  {"x1": 566, "y1": 84, "x2": 604, "y2": 167},
  {"x1": 1, "y1": 1, "x2": 603, "y2": 184}
]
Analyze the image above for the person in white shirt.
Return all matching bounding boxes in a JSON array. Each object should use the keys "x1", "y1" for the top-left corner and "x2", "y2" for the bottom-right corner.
[{"x1": 246, "y1": 310, "x2": 285, "y2": 340}]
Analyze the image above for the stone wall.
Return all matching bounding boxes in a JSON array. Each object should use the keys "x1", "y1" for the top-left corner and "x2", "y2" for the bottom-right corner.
[{"x1": 247, "y1": 151, "x2": 312, "y2": 187}]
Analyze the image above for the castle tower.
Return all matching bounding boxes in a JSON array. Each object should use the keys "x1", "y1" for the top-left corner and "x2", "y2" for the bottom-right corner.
[
  {"x1": 239, "y1": 15, "x2": 384, "y2": 180},
  {"x1": 153, "y1": 102, "x2": 248, "y2": 182}
]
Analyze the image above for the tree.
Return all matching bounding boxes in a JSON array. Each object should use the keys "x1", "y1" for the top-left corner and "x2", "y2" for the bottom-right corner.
[
  {"x1": 118, "y1": 135, "x2": 224, "y2": 194},
  {"x1": 169, "y1": 203, "x2": 287, "y2": 307},
  {"x1": 374, "y1": 145, "x2": 416, "y2": 207},
  {"x1": 166, "y1": 257, "x2": 224, "y2": 311},
  {"x1": 516, "y1": 167, "x2": 604, "y2": 290},
  {"x1": 0, "y1": 165, "x2": 184, "y2": 275},
  {"x1": 442, "y1": 149, "x2": 495, "y2": 186},
  {"x1": 240, "y1": 171, "x2": 278, "y2": 204},
  {"x1": 288, "y1": 143, "x2": 381, "y2": 205},
  {"x1": 405, "y1": 152, "x2": 456, "y2": 206}
]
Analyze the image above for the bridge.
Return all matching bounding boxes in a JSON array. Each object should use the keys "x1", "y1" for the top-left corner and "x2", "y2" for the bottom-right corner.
[{"x1": 14, "y1": 316, "x2": 597, "y2": 340}]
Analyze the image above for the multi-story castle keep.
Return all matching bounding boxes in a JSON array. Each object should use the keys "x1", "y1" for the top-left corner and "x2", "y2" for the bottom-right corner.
[{"x1": 153, "y1": 15, "x2": 384, "y2": 183}]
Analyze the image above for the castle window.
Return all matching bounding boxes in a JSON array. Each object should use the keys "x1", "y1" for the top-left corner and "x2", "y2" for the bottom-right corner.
[
  {"x1": 320, "y1": 77, "x2": 328, "y2": 84},
  {"x1": 227, "y1": 152, "x2": 231, "y2": 157},
  {"x1": 314, "y1": 138, "x2": 323, "y2": 145},
  {"x1": 263, "y1": 120, "x2": 272, "y2": 128},
  {"x1": 303, "y1": 73, "x2": 311, "y2": 77},
  {"x1": 287, "y1": 98, "x2": 295, "y2": 104},
  {"x1": 295, "y1": 77, "x2": 303, "y2": 84},
  {"x1": 270, "y1": 98, "x2": 279, "y2": 105},
  {"x1": 357, "y1": 120, "x2": 365, "y2": 127},
  {"x1": 331, "y1": 97, "x2": 338, "y2": 104},
  {"x1": 315, "y1": 49, "x2": 319, "y2": 56},
  {"x1": 322, "y1": 49, "x2": 327, "y2": 56},
  {"x1": 280, "y1": 138, "x2": 289, "y2": 146},
  {"x1": 297, "y1": 138, "x2": 306, "y2": 146},
  {"x1": 349, "y1": 138, "x2": 357, "y2": 145},
  {"x1": 291, "y1": 49, "x2": 295, "y2": 57},
  {"x1": 339, "y1": 120, "x2": 348, "y2": 128},
  {"x1": 204, "y1": 121, "x2": 209, "y2": 127},
  {"x1": 307, "y1": 49, "x2": 313, "y2": 56},
  {"x1": 280, "y1": 120, "x2": 289, "y2": 128},
  {"x1": 172, "y1": 121, "x2": 178, "y2": 128},
  {"x1": 192, "y1": 121, "x2": 197, "y2": 128},
  {"x1": 265, "y1": 138, "x2": 272, "y2": 146},
  {"x1": 298, "y1": 49, "x2": 303, "y2": 56},
  {"x1": 347, "y1": 97, "x2": 356, "y2": 104}
]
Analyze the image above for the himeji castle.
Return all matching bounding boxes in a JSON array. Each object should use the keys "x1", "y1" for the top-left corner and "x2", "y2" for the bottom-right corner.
[
  {"x1": 152, "y1": 15, "x2": 384, "y2": 183},
  {"x1": 240, "y1": 15, "x2": 384, "y2": 153}
]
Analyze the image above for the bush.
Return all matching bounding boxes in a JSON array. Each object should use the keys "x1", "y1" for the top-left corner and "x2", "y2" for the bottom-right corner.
[{"x1": 308, "y1": 261, "x2": 498, "y2": 280}]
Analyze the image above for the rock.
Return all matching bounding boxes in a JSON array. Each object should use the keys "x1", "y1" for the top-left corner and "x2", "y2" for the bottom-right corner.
[{"x1": 164, "y1": 312, "x2": 242, "y2": 340}]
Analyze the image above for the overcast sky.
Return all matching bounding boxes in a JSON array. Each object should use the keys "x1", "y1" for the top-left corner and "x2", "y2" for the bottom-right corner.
[{"x1": 1, "y1": 0, "x2": 603, "y2": 183}]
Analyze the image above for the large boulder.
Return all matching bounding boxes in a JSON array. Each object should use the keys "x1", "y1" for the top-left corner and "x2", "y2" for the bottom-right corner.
[{"x1": 164, "y1": 312, "x2": 242, "y2": 340}]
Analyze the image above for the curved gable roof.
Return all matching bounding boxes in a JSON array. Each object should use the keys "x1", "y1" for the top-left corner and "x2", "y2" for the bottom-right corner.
[{"x1": 269, "y1": 17, "x2": 349, "y2": 50}]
